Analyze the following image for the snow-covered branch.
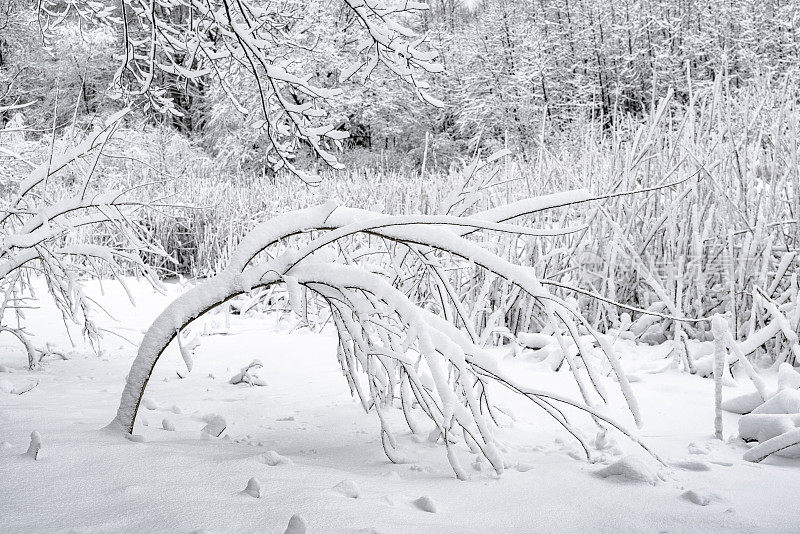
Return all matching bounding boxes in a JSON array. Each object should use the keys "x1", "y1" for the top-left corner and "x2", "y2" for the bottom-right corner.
[{"x1": 111, "y1": 191, "x2": 650, "y2": 477}]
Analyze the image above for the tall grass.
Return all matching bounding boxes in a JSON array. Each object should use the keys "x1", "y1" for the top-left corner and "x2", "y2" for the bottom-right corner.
[{"x1": 6, "y1": 73, "x2": 799, "y2": 363}]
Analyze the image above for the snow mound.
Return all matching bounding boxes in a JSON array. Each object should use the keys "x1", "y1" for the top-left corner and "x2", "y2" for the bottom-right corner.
[
  {"x1": 515, "y1": 462, "x2": 534, "y2": 473},
  {"x1": 141, "y1": 398, "x2": 159, "y2": 410},
  {"x1": 25, "y1": 431, "x2": 41, "y2": 460},
  {"x1": 162, "y1": 418, "x2": 176, "y2": 431},
  {"x1": 593, "y1": 429, "x2": 619, "y2": 452},
  {"x1": 778, "y1": 363, "x2": 800, "y2": 391},
  {"x1": 737, "y1": 387, "x2": 800, "y2": 461},
  {"x1": 681, "y1": 489, "x2": 712, "y2": 506},
  {"x1": 752, "y1": 389, "x2": 800, "y2": 414},
  {"x1": 283, "y1": 514, "x2": 307, "y2": 534},
  {"x1": 243, "y1": 477, "x2": 262, "y2": 498},
  {"x1": 693, "y1": 356, "x2": 737, "y2": 385},
  {"x1": 259, "y1": 450, "x2": 293, "y2": 466},
  {"x1": 0, "y1": 379, "x2": 13, "y2": 393},
  {"x1": 687, "y1": 442, "x2": 709, "y2": 455},
  {"x1": 722, "y1": 391, "x2": 769, "y2": 415},
  {"x1": 413, "y1": 496, "x2": 438, "y2": 513},
  {"x1": 333, "y1": 480, "x2": 360, "y2": 498},
  {"x1": 595, "y1": 455, "x2": 660, "y2": 485},
  {"x1": 516, "y1": 332, "x2": 554, "y2": 350}
]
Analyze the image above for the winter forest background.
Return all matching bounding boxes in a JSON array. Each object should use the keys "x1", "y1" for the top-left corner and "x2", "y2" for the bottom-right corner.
[{"x1": 3, "y1": 1, "x2": 800, "y2": 532}]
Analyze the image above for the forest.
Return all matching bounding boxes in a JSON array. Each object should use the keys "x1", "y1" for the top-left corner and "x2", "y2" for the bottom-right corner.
[{"x1": 2, "y1": 0, "x2": 800, "y2": 532}]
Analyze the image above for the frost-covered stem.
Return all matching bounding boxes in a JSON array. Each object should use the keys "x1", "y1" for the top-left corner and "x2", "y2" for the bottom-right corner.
[
  {"x1": 723, "y1": 330, "x2": 767, "y2": 401},
  {"x1": 743, "y1": 428, "x2": 800, "y2": 463},
  {"x1": 711, "y1": 315, "x2": 728, "y2": 440},
  {"x1": 0, "y1": 326, "x2": 40, "y2": 369}
]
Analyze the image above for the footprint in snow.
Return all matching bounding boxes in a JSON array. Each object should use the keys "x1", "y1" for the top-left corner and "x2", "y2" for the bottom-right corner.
[
  {"x1": 515, "y1": 462, "x2": 534, "y2": 472},
  {"x1": 670, "y1": 459, "x2": 711, "y2": 471},
  {"x1": 681, "y1": 489, "x2": 722, "y2": 506},
  {"x1": 141, "y1": 398, "x2": 160, "y2": 410},
  {"x1": 687, "y1": 441, "x2": 710, "y2": 455},
  {"x1": 594, "y1": 455, "x2": 663, "y2": 485}
]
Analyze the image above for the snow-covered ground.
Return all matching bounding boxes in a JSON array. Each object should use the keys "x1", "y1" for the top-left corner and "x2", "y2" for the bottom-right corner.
[{"x1": 1, "y1": 280, "x2": 799, "y2": 533}]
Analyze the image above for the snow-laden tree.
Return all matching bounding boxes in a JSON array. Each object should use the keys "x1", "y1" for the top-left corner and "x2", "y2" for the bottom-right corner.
[
  {"x1": 0, "y1": 108, "x2": 164, "y2": 368},
  {"x1": 36, "y1": 0, "x2": 443, "y2": 181},
  {"x1": 109, "y1": 157, "x2": 663, "y2": 477}
]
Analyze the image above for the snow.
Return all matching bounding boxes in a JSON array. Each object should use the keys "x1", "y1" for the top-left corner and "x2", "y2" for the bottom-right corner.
[
  {"x1": 681, "y1": 489, "x2": 713, "y2": 506},
  {"x1": 284, "y1": 514, "x2": 307, "y2": 534},
  {"x1": 333, "y1": 480, "x2": 361, "y2": 499},
  {"x1": 722, "y1": 391, "x2": 770, "y2": 415},
  {"x1": 2, "y1": 279, "x2": 800, "y2": 532},
  {"x1": 243, "y1": 477, "x2": 263, "y2": 498},
  {"x1": 594, "y1": 455, "x2": 662, "y2": 485},
  {"x1": 412, "y1": 496, "x2": 438, "y2": 513},
  {"x1": 260, "y1": 450, "x2": 293, "y2": 466},
  {"x1": 24, "y1": 431, "x2": 41, "y2": 460}
]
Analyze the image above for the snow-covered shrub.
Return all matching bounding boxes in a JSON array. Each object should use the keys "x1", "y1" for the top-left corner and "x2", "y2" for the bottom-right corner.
[
  {"x1": 0, "y1": 109, "x2": 163, "y2": 368},
  {"x1": 109, "y1": 178, "x2": 660, "y2": 478}
]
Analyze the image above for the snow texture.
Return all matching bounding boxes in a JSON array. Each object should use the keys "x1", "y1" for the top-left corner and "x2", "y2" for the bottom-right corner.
[
  {"x1": 412, "y1": 496, "x2": 438, "y2": 513},
  {"x1": 333, "y1": 480, "x2": 360, "y2": 499},
  {"x1": 594, "y1": 456, "x2": 660, "y2": 485},
  {"x1": 243, "y1": 477, "x2": 262, "y2": 498},
  {"x1": 25, "y1": 431, "x2": 41, "y2": 460},
  {"x1": 283, "y1": 515, "x2": 307, "y2": 534}
]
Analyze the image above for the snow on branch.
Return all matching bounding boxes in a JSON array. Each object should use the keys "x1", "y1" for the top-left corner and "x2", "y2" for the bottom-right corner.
[
  {"x1": 37, "y1": 0, "x2": 442, "y2": 182},
  {"x1": 0, "y1": 110, "x2": 165, "y2": 368},
  {"x1": 110, "y1": 187, "x2": 654, "y2": 478}
]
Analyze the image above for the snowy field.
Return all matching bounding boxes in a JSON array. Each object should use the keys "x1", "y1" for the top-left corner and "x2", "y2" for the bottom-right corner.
[{"x1": 1, "y1": 280, "x2": 799, "y2": 533}]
